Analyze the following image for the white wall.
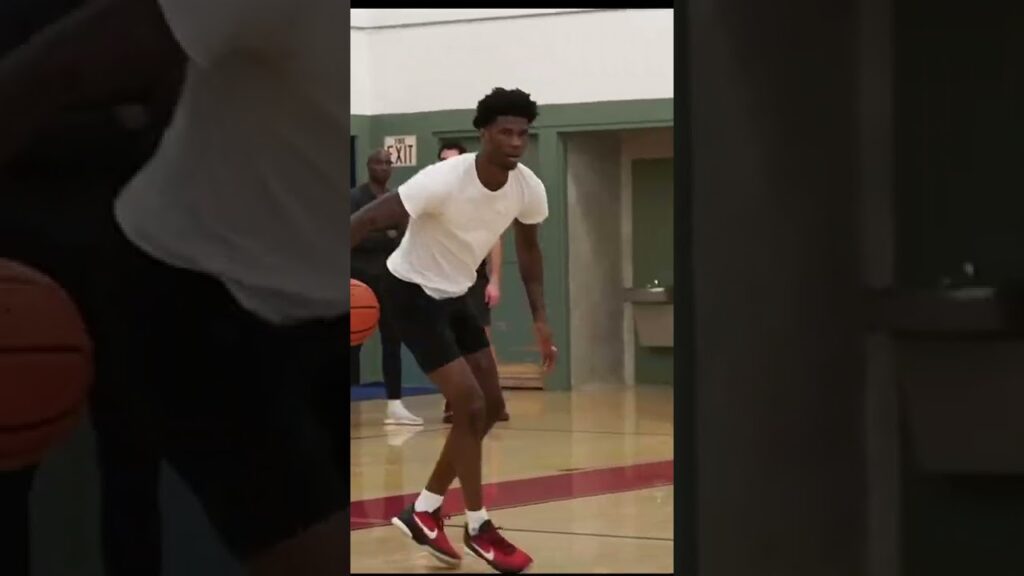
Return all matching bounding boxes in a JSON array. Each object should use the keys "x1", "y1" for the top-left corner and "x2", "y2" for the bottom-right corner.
[
  {"x1": 350, "y1": 9, "x2": 674, "y2": 115},
  {"x1": 350, "y1": 29, "x2": 371, "y2": 117}
]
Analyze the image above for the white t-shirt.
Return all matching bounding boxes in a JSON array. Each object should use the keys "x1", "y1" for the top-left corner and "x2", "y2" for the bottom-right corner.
[
  {"x1": 387, "y1": 153, "x2": 548, "y2": 300},
  {"x1": 114, "y1": 0, "x2": 347, "y2": 324}
]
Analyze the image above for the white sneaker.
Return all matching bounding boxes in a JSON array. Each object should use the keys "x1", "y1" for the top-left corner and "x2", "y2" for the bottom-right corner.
[{"x1": 385, "y1": 401, "x2": 424, "y2": 426}]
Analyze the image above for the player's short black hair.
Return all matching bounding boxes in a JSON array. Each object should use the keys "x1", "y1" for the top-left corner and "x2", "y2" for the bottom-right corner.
[
  {"x1": 472, "y1": 88, "x2": 539, "y2": 129},
  {"x1": 437, "y1": 141, "x2": 467, "y2": 159}
]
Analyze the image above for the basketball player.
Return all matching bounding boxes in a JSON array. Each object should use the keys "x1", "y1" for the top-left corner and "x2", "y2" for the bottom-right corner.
[
  {"x1": 351, "y1": 88, "x2": 556, "y2": 574},
  {"x1": 351, "y1": 149, "x2": 423, "y2": 425},
  {"x1": 437, "y1": 142, "x2": 510, "y2": 424},
  {"x1": 0, "y1": 1, "x2": 347, "y2": 575}
]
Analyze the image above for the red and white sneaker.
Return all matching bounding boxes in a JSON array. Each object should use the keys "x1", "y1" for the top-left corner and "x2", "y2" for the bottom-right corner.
[
  {"x1": 464, "y1": 520, "x2": 533, "y2": 574},
  {"x1": 391, "y1": 504, "x2": 461, "y2": 566}
]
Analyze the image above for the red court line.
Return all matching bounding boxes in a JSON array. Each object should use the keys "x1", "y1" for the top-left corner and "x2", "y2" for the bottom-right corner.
[{"x1": 350, "y1": 460, "x2": 674, "y2": 531}]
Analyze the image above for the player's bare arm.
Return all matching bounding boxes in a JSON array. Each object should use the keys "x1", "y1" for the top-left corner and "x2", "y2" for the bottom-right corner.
[
  {"x1": 486, "y1": 236, "x2": 503, "y2": 307},
  {"x1": 350, "y1": 191, "x2": 410, "y2": 247},
  {"x1": 513, "y1": 221, "x2": 545, "y2": 322},
  {"x1": 514, "y1": 219, "x2": 557, "y2": 370},
  {"x1": 489, "y1": 236, "x2": 503, "y2": 283}
]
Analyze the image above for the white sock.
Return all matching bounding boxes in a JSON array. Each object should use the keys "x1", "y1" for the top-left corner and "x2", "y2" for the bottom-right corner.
[
  {"x1": 388, "y1": 400, "x2": 405, "y2": 412},
  {"x1": 414, "y1": 489, "x2": 444, "y2": 513},
  {"x1": 466, "y1": 508, "x2": 489, "y2": 535}
]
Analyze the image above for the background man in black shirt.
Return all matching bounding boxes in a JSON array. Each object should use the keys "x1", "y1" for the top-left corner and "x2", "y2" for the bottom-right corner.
[{"x1": 350, "y1": 149, "x2": 423, "y2": 425}]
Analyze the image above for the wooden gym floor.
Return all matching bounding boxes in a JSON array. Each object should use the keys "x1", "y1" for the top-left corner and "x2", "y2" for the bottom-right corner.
[{"x1": 350, "y1": 383, "x2": 675, "y2": 574}]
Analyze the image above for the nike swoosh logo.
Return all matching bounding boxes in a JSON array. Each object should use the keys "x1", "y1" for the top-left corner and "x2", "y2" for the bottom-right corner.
[
  {"x1": 472, "y1": 542, "x2": 495, "y2": 561},
  {"x1": 413, "y1": 515, "x2": 438, "y2": 539}
]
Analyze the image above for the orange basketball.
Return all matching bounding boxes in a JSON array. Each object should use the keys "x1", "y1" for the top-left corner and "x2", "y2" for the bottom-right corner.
[
  {"x1": 0, "y1": 260, "x2": 93, "y2": 470},
  {"x1": 351, "y1": 279, "x2": 380, "y2": 346}
]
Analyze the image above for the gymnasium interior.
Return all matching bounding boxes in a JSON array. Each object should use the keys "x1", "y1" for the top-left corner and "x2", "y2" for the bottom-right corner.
[
  {"x1": 349, "y1": 8, "x2": 675, "y2": 574},
  {"x1": 4, "y1": 2, "x2": 1024, "y2": 575}
]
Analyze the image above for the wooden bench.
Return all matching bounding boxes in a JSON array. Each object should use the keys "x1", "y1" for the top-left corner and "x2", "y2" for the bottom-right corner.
[{"x1": 498, "y1": 362, "x2": 545, "y2": 389}]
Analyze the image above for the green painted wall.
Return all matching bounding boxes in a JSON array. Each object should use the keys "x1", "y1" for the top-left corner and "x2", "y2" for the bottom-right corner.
[
  {"x1": 632, "y1": 158, "x2": 675, "y2": 385},
  {"x1": 352, "y1": 98, "x2": 673, "y2": 390}
]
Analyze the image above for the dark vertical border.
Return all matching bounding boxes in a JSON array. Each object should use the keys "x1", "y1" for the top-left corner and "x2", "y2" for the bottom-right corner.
[
  {"x1": 676, "y1": 2, "x2": 697, "y2": 575},
  {"x1": 340, "y1": 3, "x2": 353, "y2": 575}
]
